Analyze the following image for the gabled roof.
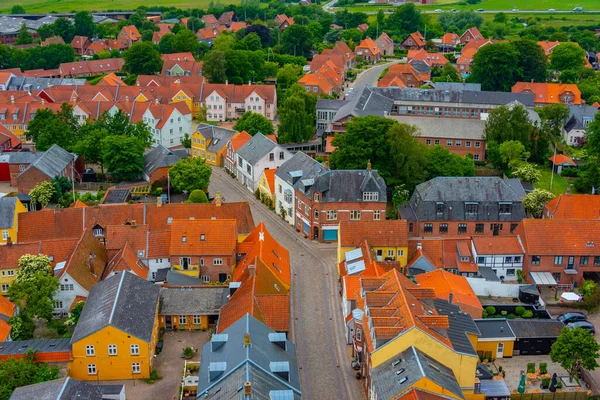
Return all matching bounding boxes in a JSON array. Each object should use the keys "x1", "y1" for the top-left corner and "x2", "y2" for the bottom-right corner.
[
  {"x1": 198, "y1": 314, "x2": 301, "y2": 398},
  {"x1": 507, "y1": 319, "x2": 565, "y2": 338},
  {"x1": 356, "y1": 37, "x2": 381, "y2": 55},
  {"x1": 196, "y1": 124, "x2": 238, "y2": 153},
  {"x1": 143, "y1": 144, "x2": 187, "y2": 176},
  {"x1": 403, "y1": 31, "x2": 426, "y2": 47},
  {"x1": 237, "y1": 133, "x2": 277, "y2": 165},
  {"x1": 229, "y1": 131, "x2": 252, "y2": 152},
  {"x1": 261, "y1": 168, "x2": 277, "y2": 195},
  {"x1": 415, "y1": 270, "x2": 482, "y2": 318},
  {"x1": 18, "y1": 144, "x2": 72, "y2": 179},
  {"x1": 512, "y1": 82, "x2": 582, "y2": 105},
  {"x1": 461, "y1": 26, "x2": 483, "y2": 41},
  {"x1": 549, "y1": 153, "x2": 576, "y2": 166},
  {"x1": 160, "y1": 286, "x2": 228, "y2": 316},
  {"x1": 544, "y1": 194, "x2": 600, "y2": 220},
  {"x1": 471, "y1": 236, "x2": 525, "y2": 255},
  {"x1": 297, "y1": 169, "x2": 386, "y2": 203},
  {"x1": 9, "y1": 377, "x2": 110, "y2": 400},
  {"x1": 0, "y1": 198, "x2": 18, "y2": 229},
  {"x1": 104, "y1": 242, "x2": 148, "y2": 280},
  {"x1": 339, "y1": 220, "x2": 408, "y2": 248},
  {"x1": 58, "y1": 230, "x2": 107, "y2": 292},
  {"x1": 71, "y1": 271, "x2": 160, "y2": 343},
  {"x1": 274, "y1": 151, "x2": 325, "y2": 184},
  {"x1": 169, "y1": 219, "x2": 237, "y2": 256},
  {"x1": 516, "y1": 219, "x2": 600, "y2": 255},
  {"x1": 440, "y1": 32, "x2": 459, "y2": 46},
  {"x1": 413, "y1": 177, "x2": 525, "y2": 202}
]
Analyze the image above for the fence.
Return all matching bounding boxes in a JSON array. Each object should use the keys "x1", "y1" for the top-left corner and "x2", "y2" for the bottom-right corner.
[{"x1": 511, "y1": 392, "x2": 588, "y2": 400}]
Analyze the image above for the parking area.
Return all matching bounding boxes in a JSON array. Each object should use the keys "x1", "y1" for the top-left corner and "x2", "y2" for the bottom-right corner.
[{"x1": 98, "y1": 330, "x2": 208, "y2": 400}]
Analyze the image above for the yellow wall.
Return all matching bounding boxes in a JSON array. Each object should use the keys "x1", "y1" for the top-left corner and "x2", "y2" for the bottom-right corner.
[
  {"x1": 170, "y1": 90, "x2": 194, "y2": 114},
  {"x1": 191, "y1": 130, "x2": 208, "y2": 161},
  {"x1": 257, "y1": 174, "x2": 274, "y2": 203},
  {"x1": 476, "y1": 339, "x2": 514, "y2": 359},
  {"x1": 336, "y1": 245, "x2": 409, "y2": 276},
  {"x1": 370, "y1": 327, "x2": 479, "y2": 390},
  {"x1": 0, "y1": 268, "x2": 16, "y2": 296},
  {"x1": 159, "y1": 314, "x2": 209, "y2": 330},
  {"x1": 0, "y1": 198, "x2": 26, "y2": 245},
  {"x1": 171, "y1": 263, "x2": 200, "y2": 277},
  {"x1": 412, "y1": 377, "x2": 464, "y2": 400},
  {"x1": 70, "y1": 305, "x2": 159, "y2": 380}
]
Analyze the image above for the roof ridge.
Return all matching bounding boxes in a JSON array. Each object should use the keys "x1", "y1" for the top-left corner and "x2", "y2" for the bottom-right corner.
[{"x1": 108, "y1": 272, "x2": 127, "y2": 325}]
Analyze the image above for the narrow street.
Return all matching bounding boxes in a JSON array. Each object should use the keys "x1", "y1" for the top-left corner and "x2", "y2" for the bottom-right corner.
[{"x1": 208, "y1": 167, "x2": 365, "y2": 400}]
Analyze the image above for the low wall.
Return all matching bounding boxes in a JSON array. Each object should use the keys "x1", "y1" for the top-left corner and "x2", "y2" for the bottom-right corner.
[{"x1": 467, "y1": 277, "x2": 523, "y2": 298}]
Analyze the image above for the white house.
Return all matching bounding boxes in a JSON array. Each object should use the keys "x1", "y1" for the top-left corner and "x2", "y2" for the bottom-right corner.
[
  {"x1": 201, "y1": 83, "x2": 277, "y2": 122},
  {"x1": 471, "y1": 236, "x2": 525, "y2": 281},
  {"x1": 143, "y1": 231, "x2": 172, "y2": 281},
  {"x1": 137, "y1": 101, "x2": 192, "y2": 148},
  {"x1": 562, "y1": 105, "x2": 598, "y2": 147},
  {"x1": 274, "y1": 152, "x2": 325, "y2": 225},
  {"x1": 236, "y1": 133, "x2": 292, "y2": 192}
]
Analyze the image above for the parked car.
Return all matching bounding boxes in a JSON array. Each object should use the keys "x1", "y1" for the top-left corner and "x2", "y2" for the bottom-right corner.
[
  {"x1": 557, "y1": 312, "x2": 588, "y2": 324},
  {"x1": 567, "y1": 321, "x2": 596, "y2": 334},
  {"x1": 451, "y1": 8, "x2": 457, "y2": 12},
  {"x1": 435, "y1": 9, "x2": 442, "y2": 12},
  {"x1": 548, "y1": 8, "x2": 556, "y2": 12},
  {"x1": 512, "y1": 8, "x2": 519, "y2": 11},
  {"x1": 573, "y1": 7, "x2": 583, "y2": 11},
  {"x1": 476, "y1": 8, "x2": 484, "y2": 12}
]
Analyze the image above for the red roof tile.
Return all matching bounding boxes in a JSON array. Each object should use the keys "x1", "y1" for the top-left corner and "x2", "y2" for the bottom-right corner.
[
  {"x1": 339, "y1": 220, "x2": 408, "y2": 248},
  {"x1": 471, "y1": 236, "x2": 525, "y2": 255},
  {"x1": 550, "y1": 153, "x2": 576, "y2": 166},
  {"x1": 169, "y1": 219, "x2": 237, "y2": 256},
  {"x1": 544, "y1": 194, "x2": 600, "y2": 220},
  {"x1": 415, "y1": 270, "x2": 482, "y2": 318},
  {"x1": 58, "y1": 231, "x2": 107, "y2": 292},
  {"x1": 517, "y1": 219, "x2": 600, "y2": 255}
]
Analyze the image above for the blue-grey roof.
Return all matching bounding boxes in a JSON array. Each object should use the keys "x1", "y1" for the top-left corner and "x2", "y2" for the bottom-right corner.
[
  {"x1": 166, "y1": 270, "x2": 205, "y2": 286},
  {"x1": 237, "y1": 133, "x2": 277, "y2": 166},
  {"x1": 474, "y1": 319, "x2": 515, "y2": 339},
  {"x1": 503, "y1": 178, "x2": 527, "y2": 199},
  {"x1": 507, "y1": 319, "x2": 565, "y2": 339},
  {"x1": 0, "y1": 197, "x2": 16, "y2": 229},
  {"x1": 477, "y1": 267, "x2": 500, "y2": 282},
  {"x1": 479, "y1": 379, "x2": 510, "y2": 397},
  {"x1": 434, "y1": 299, "x2": 479, "y2": 356},
  {"x1": 414, "y1": 177, "x2": 525, "y2": 202},
  {"x1": 143, "y1": 144, "x2": 187, "y2": 176},
  {"x1": 407, "y1": 253, "x2": 436, "y2": 276},
  {"x1": 316, "y1": 99, "x2": 348, "y2": 110},
  {"x1": 197, "y1": 124, "x2": 238, "y2": 154},
  {"x1": 71, "y1": 272, "x2": 160, "y2": 343},
  {"x1": 6, "y1": 76, "x2": 86, "y2": 91},
  {"x1": 19, "y1": 144, "x2": 73, "y2": 179},
  {"x1": 397, "y1": 116, "x2": 485, "y2": 140},
  {"x1": 9, "y1": 377, "x2": 120, "y2": 400},
  {"x1": 433, "y1": 82, "x2": 481, "y2": 92},
  {"x1": 197, "y1": 314, "x2": 302, "y2": 399},
  {"x1": 297, "y1": 169, "x2": 386, "y2": 203},
  {"x1": 0, "y1": 338, "x2": 71, "y2": 355},
  {"x1": 6, "y1": 151, "x2": 42, "y2": 165},
  {"x1": 160, "y1": 287, "x2": 228, "y2": 316},
  {"x1": 274, "y1": 152, "x2": 325, "y2": 186},
  {"x1": 371, "y1": 346, "x2": 464, "y2": 400},
  {"x1": 333, "y1": 86, "x2": 394, "y2": 122}
]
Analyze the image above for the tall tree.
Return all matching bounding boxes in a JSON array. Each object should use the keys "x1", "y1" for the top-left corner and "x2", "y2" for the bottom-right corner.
[
  {"x1": 0, "y1": 350, "x2": 60, "y2": 399},
  {"x1": 281, "y1": 24, "x2": 313, "y2": 57},
  {"x1": 550, "y1": 43, "x2": 587, "y2": 72},
  {"x1": 10, "y1": 5, "x2": 26, "y2": 14},
  {"x1": 26, "y1": 104, "x2": 77, "y2": 151},
  {"x1": 386, "y1": 3, "x2": 423, "y2": 38},
  {"x1": 523, "y1": 189, "x2": 555, "y2": 217},
  {"x1": 101, "y1": 136, "x2": 145, "y2": 182},
  {"x1": 74, "y1": 11, "x2": 96, "y2": 37},
  {"x1": 29, "y1": 182, "x2": 55, "y2": 209},
  {"x1": 386, "y1": 123, "x2": 429, "y2": 189},
  {"x1": 425, "y1": 146, "x2": 475, "y2": 179},
  {"x1": 277, "y1": 84, "x2": 317, "y2": 144},
  {"x1": 551, "y1": 327, "x2": 600, "y2": 382},
  {"x1": 233, "y1": 112, "x2": 275, "y2": 135},
  {"x1": 276, "y1": 63, "x2": 303, "y2": 102},
  {"x1": 172, "y1": 29, "x2": 200, "y2": 54},
  {"x1": 584, "y1": 110, "x2": 600, "y2": 156},
  {"x1": 53, "y1": 17, "x2": 76, "y2": 43},
  {"x1": 511, "y1": 39, "x2": 548, "y2": 82},
  {"x1": 537, "y1": 103, "x2": 570, "y2": 136},
  {"x1": 484, "y1": 105, "x2": 535, "y2": 145},
  {"x1": 432, "y1": 62, "x2": 461, "y2": 83},
  {"x1": 9, "y1": 255, "x2": 59, "y2": 321},
  {"x1": 438, "y1": 10, "x2": 483, "y2": 31},
  {"x1": 202, "y1": 50, "x2": 227, "y2": 83},
  {"x1": 123, "y1": 42, "x2": 163, "y2": 75},
  {"x1": 470, "y1": 42, "x2": 519, "y2": 91},
  {"x1": 244, "y1": 24, "x2": 271, "y2": 47},
  {"x1": 74, "y1": 125, "x2": 108, "y2": 174},
  {"x1": 16, "y1": 23, "x2": 33, "y2": 45},
  {"x1": 169, "y1": 158, "x2": 212, "y2": 192},
  {"x1": 159, "y1": 33, "x2": 176, "y2": 54}
]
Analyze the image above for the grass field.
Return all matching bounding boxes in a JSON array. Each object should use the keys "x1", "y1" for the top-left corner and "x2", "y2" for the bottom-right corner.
[
  {"x1": 0, "y1": 0, "x2": 241, "y2": 14},
  {"x1": 534, "y1": 165, "x2": 572, "y2": 196}
]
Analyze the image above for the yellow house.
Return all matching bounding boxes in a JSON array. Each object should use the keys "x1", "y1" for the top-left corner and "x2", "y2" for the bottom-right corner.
[
  {"x1": 474, "y1": 319, "x2": 515, "y2": 359},
  {"x1": 191, "y1": 124, "x2": 239, "y2": 167},
  {"x1": 0, "y1": 197, "x2": 26, "y2": 245},
  {"x1": 69, "y1": 272, "x2": 160, "y2": 381},
  {"x1": 158, "y1": 287, "x2": 223, "y2": 331},
  {"x1": 337, "y1": 220, "x2": 408, "y2": 274},
  {"x1": 170, "y1": 89, "x2": 195, "y2": 114},
  {"x1": 257, "y1": 168, "x2": 276, "y2": 208}
]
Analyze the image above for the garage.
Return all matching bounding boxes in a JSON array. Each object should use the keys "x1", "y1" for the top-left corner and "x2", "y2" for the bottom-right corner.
[
  {"x1": 508, "y1": 320, "x2": 564, "y2": 355},
  {"x1": 323, "y1": 227, "x2": 338, "y2": 241}
]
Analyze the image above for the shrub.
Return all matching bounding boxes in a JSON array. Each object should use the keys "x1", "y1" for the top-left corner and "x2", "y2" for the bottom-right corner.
[
  {"x1": 522, "y1": 310, "x2": 534, "y2": 318},
  {"x1": 561, "y1": 168, "x2": 579, "y2": 177},
  {"x1": 501, "y1": 310, "x2": 508, "y2": 316},
  {"x1": 485, "y1": 306, "x2": 496, "y2": 316},
  {"x1": 515, "y1": 306, "x2": 526, "y2": 316},
  {"x1": 541, "y1": 377, "x2": 550, "y2": 388},
  {"x1": 183, "y1": 346, "x2": 194, "y2": 358},
  {"x1": 527, "y1": 363, "x2": 535, "y2": 373},
  {"x1": 540, "y1": 362, "x2": 548, "y2": 374},
  {"x1": 581, "y1": 280, "x2": 598, "y2": 299},
  {"x1": 145, "y1": 369, "x2": 162, "y2": 384},
  {"x1": 556, "y1": 381, "x2": 563, "y2": 388}
]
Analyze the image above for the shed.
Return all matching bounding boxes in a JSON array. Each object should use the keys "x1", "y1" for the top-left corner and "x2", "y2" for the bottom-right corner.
[
  {"x1": 474, "y1": 319, "x2": 516, "y2": 359},
  {"x1": 549, "y1": 154, "x2": 576, "y2": 174},
  {"x1": 507, "y1": 319, "x2": 565, "y2": 355}
]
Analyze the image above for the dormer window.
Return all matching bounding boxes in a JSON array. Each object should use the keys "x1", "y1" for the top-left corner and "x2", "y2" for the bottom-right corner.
[
  {"x1": 313, "y1": 193, "x2": 319, "y2": 202},
  {"x1": 363, "y1": 192, "x2": 379, "y2": 201},
  {"x1": 182, "y1": 236, "x2": 187, "y2": 243},
  {"x1": 436, "y1": 202, "x2": 444, "y2": 214},
  {"x1": 200, "y1": 234, "x2": 205, "y2": 241},
  {"x1": 499, "y1": 203, "x2": 512, "y2": 214}
]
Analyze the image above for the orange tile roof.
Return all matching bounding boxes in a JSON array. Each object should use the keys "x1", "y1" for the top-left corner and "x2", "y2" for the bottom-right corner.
[
  {"x1": 147, "y1": 231, "x2": 171, "y2": 258},
  {"x1": 408, "y1": 239, "x2": 444, "y2": 268},
  {"x1": 544, "y1": 194, "x2": 600, "y2": 220},
  {"x1": 404, "y1": 32, "x2": 426, "y2": 47},
  {"x1": 0, "y1": 296, "x2": 16, "y2": 319},
  {"x1": 73, "y1": 199, "x2": 88, "y2": 208},
  {"x1": 399, "y1": 388, "x2": 457, "y2": 400},
  {"x1": 461, "y1": 27, "x2": 483, "y2": 41},
  {"x1": 261, "y1": 169, "x2": 277, "y2": 195},
  {"x1": 104, "y1": 242, "x2": 149, "y2": 280},
  {"x1": 408, "y1": 49, "x2": 449, "y2": 67},
  {"x1": 441, "y1": 33, "x2": 459, "y2": 46},
  {"x1": 472, "y1": 236, "x2": 525, "y2": 255},
  {"x1": 0, "y1": 243, "x2": 42, "y2": 268},
  {"x1": 512, "y1": 82, "x2": 582, "y2": 105},
  {"x1": 0, "y1": 320, "x2": 11, "y2": 342},
  {"x1": 344, "y1": 276, "x2": 362, "y2": 301},
  {"x1": 517, "y1": 219, "x2": 600, "y2": 255},
  {"x1": 255, "y1": 294, "x2": 290, "y2": 332},
  {"x1": 170, "y1": 219, "x2": 237, "y2": 255},
  {"x1": 550, "y1": 153, "x2": 576, "y2": 166},
  {"x1": 58, "y1": 231, "x2": 107, "y2": 292},
  {"x1": 456, "y1": 47, "x2": 478, "y2": 65},
  {"x1": 537, "y1": 40, "x2": 560, "y2": 55},
  {"x1": 105, "y1": 224, "x2": 148, "y2": 257},
  {"x1": 356, "y1": 37, "x2": 381, "y2": 55},
  {"x1": 266, "y1": 134, "x2": 277, "y2": 144},
  {"x1": 339, "y1": 220, "x2": 408, "y2": 248},
  {"x1": 325, "y1": 136, "x2": 337, "y2": 153},
  {"x1": 98, "y1": 73, "x2": 125, "y2": 86},
  {"x1": 415, "y1": 270, "x2": 482, "y2": 317}
]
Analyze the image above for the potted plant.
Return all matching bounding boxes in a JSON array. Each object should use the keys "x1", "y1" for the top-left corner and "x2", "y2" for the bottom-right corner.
[
  {"x1": 541, "y1": 377, "x2": 550, "y2": 389},
  {"x1": 183, "y1": 346, "x2": 194, "y2": 359}
]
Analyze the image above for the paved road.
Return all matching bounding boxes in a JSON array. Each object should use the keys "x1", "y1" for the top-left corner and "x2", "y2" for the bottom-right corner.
[
  {"x1": 208, "y1": 167, "x2": 365, "y2": 400},
  {"x1": 330, "y1": 6, "x2": 600, "y2": 14},
  {"x1": 350, "y1": 60, "x2": 400, "y2": 93}
]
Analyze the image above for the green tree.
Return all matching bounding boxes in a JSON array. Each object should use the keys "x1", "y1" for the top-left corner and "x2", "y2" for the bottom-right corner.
[
  {"x1": 74, "y1": 126, "x2": 108, "y2": 174},
  {"x1": 187, "y1": 189, "x2": 209, "y2": 203},
  {"x1": 66, "y1": 301, "x2": 85, "y2": 326},
  {"x1": 277, "y1": 84, "x2": 317, "y2": 143},
  {"x1": 212, "y1": 33, "x2": 236, "y2": 52},
  {"x1": 511, "y1": 39, "x2": 548, "y2": 83},
  {"x1": 236, "y1": 32, "x2": 262, "y2": 51},
  {"x1": 470, "y1": 42, "x2": 519, "y2": 91},
  {"x1": 51, "y1": 176, "x2": 72, "y2": 203},
  {"x1": 102, "y1": 136, "x2": 145, "y2": 182},
  {"x1": 203, "y1": 50, "x2": 228, "y2": 83},
  {"x1": 551, "y1": 327, "x2": 600, "y2": 382},
  {"x1": 181, "y1": 133, "x2": 191, "y2": 149},
  {"x1": 95, "y1": 110, "x2": 153, "y2": 147},
  {"x1": 438, "y1": 10, "x2": 483, "y2": 31},
  {"x1": 141, "y1": 29, "x2": 154, "y2": 42},
  {"x1": 387, "y1": 123, "x2": 429, "y2": 189},
  {"x1": 512, "y1": 163, "x2": 541, "y2": 184},
  {"x1": 281, "y1": 24, "x2": 313, "y2": 57},
  {"x1": 74, "y1": 11, "x2": 96, "y2": 38},
  {"x1": 26, "y1": 103, "x2": 77, "y2": 151},
  {"x1": 432, "y1": 62, "x2": 461, "y2": 83},
  {"x1": 8, "y1": 314, "x2": 35, "y2": 340},
  {"x1": 169, "y1": 158, "x2": 212, "y2": 192},
  {"x1": 426, "y1": 146, "x2": 475, "y2": 179},
  {"x1": 172, "y1": 29, "x2": 200, "y2": 54},
  {"x1": 276, "y1": 63, "x2": 303, "y2": 102},
  {"x1": 499, "y1": 140, "x2": 529, "y2": 169},
  {"x1": 550, "y1": 43, "x2": 587, "y2": 72},
  {"x1": 233, "y1": 112, "x2": 275, "y2": 136},
  {"x1": 493, "y1": 12, "x2": 507, "y2": 23},
  {"x1": 585, "y1": 113, "x2": 600, "y2": 156},
  {"x1": 29, "y1": 182, "x2": 55, "y2": 209},
  {"x1": 11, "y1": 5, "x2": 26, "y2": 14},
  {"x1": 123, "y1": 42, "x2": 163, "y2": 75},
  {"x1": 574, "y1": 162, "x2": 600, "y2": 194},
  {"x1": 523, "y1": 189, "x2": 555, "y2": 217},
  {"x1": 0, "y1": 350, "x2": 59, "y2": 399},
  {"x1": 484, "y1": 105, "x2": 535, "y2": 146},
  {"x1": 53, "y1": 17, "x2": 76, "y2": 43},
  {"x1": 9, "y1": 255, "x2": 59, "y2": 321},
  {"x1": 186, "y1": 17, "x2": 204, "y2": 31},
  {"x1": 386, "y1": 3, "x2": 423, "y2": 38},
  {"x1": 36, "y1": 24, "x2": 55, "y2": 41},
  {"x1": 16, "y1": 23, "x2": 33, "y2": 45}
]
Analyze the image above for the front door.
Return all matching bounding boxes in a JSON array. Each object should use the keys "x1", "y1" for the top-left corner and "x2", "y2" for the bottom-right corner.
[
  {"x1": 181, "y1": 257, "x2": 189, "y2": 270},
  {"x1": 219, "y1": 273, "x2": 227, "y2": 283},
  {"x1": 568, "y1": 256, "x2": 575, "y2": 269},
  {"x1": 496, "y1": 342, "x2": 504, "y2": 358},
  {"x1": 313, "y1": 227, "x2": 319, "y2": 241},
  {"x1": 166, "y1": 316, "x2": 172, "y2": 330}
]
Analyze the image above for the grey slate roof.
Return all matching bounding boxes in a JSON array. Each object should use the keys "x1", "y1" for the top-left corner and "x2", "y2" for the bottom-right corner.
[
  {"x1": 433, "y1": 82, "x2": 481, "y2": 92},
  {"x1": 71, "y1": 271, "x2": 160, "y2": 343},
  {"x1": 371, "y1": 346, "x2": 464, "y2": 400},
  {"x1": 332, "y1": 86, "x2": 394, "y2": 122},
  {"x1": 474, "y1": 319, "x2": 515, "y2": 339},
  {"x1": 197, "y1": 124, "x2": 239, "y2": 153},
  {"x1": 507, "y1": 319, "x2": 565, "y2": 339},
  {"x1": 160, "y1": 287, "x2": 228, "y2": 316},
  {"x1": 316, "y1": 99, "x2": 348, "y2": 110},
  {"x1": 166, "y1": 270, "x2": 205, "y2": 286},
  {"x1": 298, "y1": 169, "x2": 386, "y2": 203},
  {"x1": 433, "y1": 299, "x2": 479, "y2": 356},
  {"x1": 565, "y1": 105, "x2": 598, "y2": 132},
  {"x1": 503, "y1": 178, "x2": 527, "y2": 198},
  {"x1": 9, "y1": 377, "x2": 111, "y2": 400},
  {"x1": 0, "y1": 198, "x2": 17, "y2": 229},
  {"x1": 6, "y1": 151, "x2": 42, "y2": 165},
  {"x1": 413, "y1": 177, "x2": 525, "y2": 202},
  {"x1": 19, "y1": 144, "x2": 73, "y2": 179},
  {"x1": 6, "y1": 77, "x2": 86, "y2": 91},
  {"x1": 143, "y1": 144, "x2": 187, "y2": 176},
  {"x1": 407, "y1": 252, "x2": 436, "y2": 276},
  {"x1": 0, "y1": 338, "x2": 71, "y2": 355},
  {"x1": 237, "y1": 133, "x2": 277, "y2": 166},
  {"x1": 477, "y1": 267, "x2": 501, "y2": 282},
  {"x1": 197, "y1": 314, "x2": 302, "y2": 399},
  {"x1": 395, "y1": 115, "x2": 485, "y2": 140},
  {"x1": 274, "y1": 152, "x2": 325, "y2": 187},
  {"x1": 479, "y1": 379, "x2": 511, "y2": 397},
  {"x1": 506, "y1": 100, "x2": 541, "y2": 125}
]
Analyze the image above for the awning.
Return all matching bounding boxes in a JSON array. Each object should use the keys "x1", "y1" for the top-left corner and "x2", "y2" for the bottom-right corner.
[{"x1": 530, "y1": 272, "x2": 557, "y2": 285}]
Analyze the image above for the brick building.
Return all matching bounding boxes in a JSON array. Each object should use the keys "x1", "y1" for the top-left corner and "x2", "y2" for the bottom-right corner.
[
  {"x1": 16, "y1": 144, "x2": 75, "y2": 194},
  {"x1": 294, "y1": 166, "x2": 387, "y2": 242},
  {"x1": 399, "y1": 177, "x2": 527, "y2": 237}
]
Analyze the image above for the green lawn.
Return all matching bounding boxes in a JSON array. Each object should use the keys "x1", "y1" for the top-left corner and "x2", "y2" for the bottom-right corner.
[
  {"x1": 0, "y1": 0, "x2": 241, "y2": 13},
  {"x1": 533, "y1": 165, "x2": 571, "y2": 196}
]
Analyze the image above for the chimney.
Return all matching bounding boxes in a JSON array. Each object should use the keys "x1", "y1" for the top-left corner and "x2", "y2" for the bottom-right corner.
[
  {"x1": 531, "y1": 79, "x2": 534, "y2": 83},
  {"x1": 157, "y1": 196, "x2": 163, "y2": 207},
  {"x1": 41, "y1": 98, "x2": 45, "y2": 105},
  {"x1": 125, "y1": 96, "x2": 129, "y2": 103},
  {"x1": 244, "y1": 333, "x2": 251, "y2": 347},
  {"x1": 366, "y1": 159, "x2": 371, "y2": 171},
  {"x1": 214, "y1": 191, "x2": 223, "y2": 206},
  {"x1": 225, "y1": 80, "x2": 228, "y2": 86},
  {"x1": 248, "y1": 80, "x2": 251, "y2": 85},
  {"x1": 417, "y1": 242, "x2": 422, "y2": 250},
  {"x1": 136, "y1": 80, "x2": 140, "y2": 86},
  {"x1": 10, "y1": 96, "x2": 14, "y2": 104},
  {"x1": 566, "y1": 187, "x2": 571, "y2": 196},
  {"x1": 154, "y1": 98, "x2": 159, "y2": 105},
  {"x1": 449, "y1": 292, "x2": 453, "y2": 304},
  {"x1": 208, "y1": 362, "x2": 226, "y2": 382},
  {"x1": 88, "y1": 252, "x2": 96, "y2": 276},
  {"x1": 244, "y1": 382, "x2": 252, "y2": 396}
]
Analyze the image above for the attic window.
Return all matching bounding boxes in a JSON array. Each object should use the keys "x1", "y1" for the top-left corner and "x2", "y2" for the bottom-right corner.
[
  {"x1": 201, "y1": 234, "x2": 205, "y2": 241},
  {"x1": 167, "y1": 217, "x2": 173, "y2": 225},
  {"x1": 399, "y1": 377, "x2": 408, "y2": 384},
  {"x1": 182, "y1": 236, "x2": 187, "y2": 243},
  {"x1": 137, "y1": 250, "x2": 144, "y2": 257}
]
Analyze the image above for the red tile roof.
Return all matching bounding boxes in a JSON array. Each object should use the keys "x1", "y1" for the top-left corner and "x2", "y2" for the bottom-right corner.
[
  {"x1": 512, "y1": 82, "x2": 582, "y2": 105},
  {"x1": 544, "y1": 194, "x2": 600, "y2": 220},
  {"x1": 105, "y1": 224, "x2": 148, "y2": 258},
  {"x1": 147, "y1": 231, "x2": 171, "y2": 258},
  {"x1": 104, "y1": 242, "x2": 149, "y2": 280},
  {"x1": 408, "y1": 239, "x2": 444, "y2": 268},
  {"x1": 550, "y1": 153, "x2": 576, "y2": 166},
  {"x1": 339, "y1": 220, "x2": 408, "y2": 248},
  {"x1": 58, "y1": 230, "x2": 107, "y2": 292},
  {"x1": 517, "y1": 219, "x2": 600, "y2": 255},
  {"x1": 404, "y1": 32, "x2": 426, "y2": 47},
  {"x1": 169, "y1": 219, "x2": 237, "y2": 256},
  {"x1": 0, "y1": 296, "x2": 16, "y2": 319},
  {"x1": 471, "y1": 236, "x2": 525, "y2": 255}
]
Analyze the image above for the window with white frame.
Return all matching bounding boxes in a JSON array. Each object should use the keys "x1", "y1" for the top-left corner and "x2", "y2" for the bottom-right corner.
[
  {"x1": 326, "y1": 210, "x2": 337, "y2": 220},
  {"x1": 53, "y1": 300, "x2": 63, "y2": 309},
  {"x1": 108, "y1": 344, "x2": 117, "y2": 356},
  {"x1": 2, "y1": 284, "x2": 9, "y2": 293},
  {"x1": 201, "y1": 275, "x2": 210, "y2": 282},
  {"x1": 194, "y1": 315, "x2": 201, "y2": 325},
  {"x1": 179, "y1": 315, "x2": 186, "y2": 325},
  {"x1": 397, "y1": 249, "x2": 404, "y2": 257},
  {"x1": 132, "y1": 363, "x2": 141, "y2": 374},
  {"x1": 1, "y1": 230, "x2": 8, "y2": 241},
  {"x1": 373, "y1": 210, "x2": 381, "y2": 220},
  {"x1": 86, "y1": 345, "x2": 95, "y2": 356},
  {"x1": 130, "y1": 344, "x2": 140, "y2": 355},
  {"x1": 87, "y1": 364, "x2": 97, "y2": 375},
  {"x1": 60, "y1": 284, "x2": 74, "y2": 291},
  {"x1": 214, "y1": 258, "x2": 223, "y2": 265},
  {"x1": 350, "y1": 210, "x2": 361, "y2": 220},
  {"x1": 363, "y1": 192, "x2": 379, "y2": 201},
  {"x1": 7, "y1": 270, "x2": 13, "y2": 276}
]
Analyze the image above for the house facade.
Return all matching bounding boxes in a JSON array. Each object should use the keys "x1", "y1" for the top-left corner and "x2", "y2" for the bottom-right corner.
[
  {"x1": 224, "y1": 131, "x2": 252, "y2": 174},
  {"x1": 512, "y1": 82, "x2": 582, "y2": 106},
  {"x1": 471, "y1": 236, "x2": 525, "y2": 281},
  {"x1": 0, "y1": 197, "x2": 26, "y2": 244},
  {"x1": 138, "y1": 102, "x2": 192, "y2": 148},
  {"x1": 16, "y1": 144, "x2": 75, "y2": 195},
  {"x1": 562, "y1": 105, "x2": 597, "y2": 146},
  {"x1": 191, "y1": 124, "x2": 237, "y2": 166},
  {"x1": 236, "y1": 133, "x2": 292, "y2": 192},
  {"x1": 201, "y1": 84, "x2": 277, "y2": 122}
]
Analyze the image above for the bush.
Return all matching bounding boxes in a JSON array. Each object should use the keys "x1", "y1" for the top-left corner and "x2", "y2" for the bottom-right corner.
[
  {"x1": 527, "y1": 363, "x2": 535, "y2": 373},
  {"x1": 145, "y1": 369, "x2": 162, "y2": 384},
  {"x1": 540, "y1": 362, "x2": 548, "y2": 374},
  {"x1": 541, "y1": 377, "x2": 550, "y2": 388},
  {"x1": 183, "y1": 346, "x2": 194, "y2": 358},
  {"x1": 47, "y1": 320, "x2": 68, "y2": 336},
  {"x1": 515, "y1": 306, "x2": 526, "y2": 316},
  {"x1": 581, "y1": 280, "x2": 598, "y2": 299},
  {"x1": 501, "y1": 310, "x2": 507, "y2": 316},
  {"x1": 556, "y1": 381, "x2": 563, "y2": 388},
  {"x1": 485, "y1": 306, "x2": 496, "y2": 316},
  {"x1": 561, "y1": 168, "x2": 579, "y2": 177},
  {"x1": 522, "y1": 310, "x2": 534, "y2": 318},
  {"x1": 187, "y1": 189, "x2": 208, "y2": 204}
]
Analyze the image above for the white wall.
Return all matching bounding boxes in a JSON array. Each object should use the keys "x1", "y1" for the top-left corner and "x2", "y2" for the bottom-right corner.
[
  {"x1": 147, "y1": 258, "x2": 171, "y2": 281},
  {"x1": 466, "y1": 277, "x2": 524, "y2": 298},
  {"x1": 54, "y1": 272, "x2": 88, "y2": 315},
  {"x1": 274, "y1": 175, "x2": 295, "y2": 225}
]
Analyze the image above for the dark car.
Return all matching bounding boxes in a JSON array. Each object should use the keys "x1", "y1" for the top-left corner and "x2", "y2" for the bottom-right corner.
[
  {"x1": 557, "y1": 312, "x2": 588, "y2": 324},
  {"x1": 567, "y1": 321, "x2": 596, "y2": 334}
]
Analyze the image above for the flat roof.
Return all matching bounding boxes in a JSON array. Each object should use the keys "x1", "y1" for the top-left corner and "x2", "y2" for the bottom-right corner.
[
  {"x1": 0, "y1": 338, "x2": 71, "y2": 355},
  {"x1": 474, "y1": 319, "x2": 515, "y2": 340}
]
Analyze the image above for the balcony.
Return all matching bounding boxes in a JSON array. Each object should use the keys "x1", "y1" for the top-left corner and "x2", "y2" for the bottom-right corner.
[{"x1": 564, "y1": 266, "x2": 578, "y2": 275}]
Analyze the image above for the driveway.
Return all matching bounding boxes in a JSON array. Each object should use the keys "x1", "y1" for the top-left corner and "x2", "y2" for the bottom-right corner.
[
  {"x1": 97, "y1": 331, "x2": 208, "y2": 400},
  {"x1": 208, "y1": 167, "x2": 364, "y2": 400}
]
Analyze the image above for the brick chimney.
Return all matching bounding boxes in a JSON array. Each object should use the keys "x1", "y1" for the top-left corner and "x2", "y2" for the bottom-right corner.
[{"x1": 244, "y1": 382, "x2": 252, "y2": 396}]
